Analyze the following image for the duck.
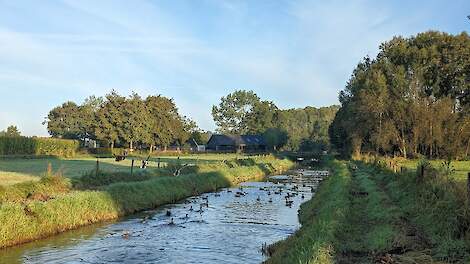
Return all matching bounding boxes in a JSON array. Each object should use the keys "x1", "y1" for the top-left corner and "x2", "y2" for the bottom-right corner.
[
  {"x1": 268, "y1": 198, "x2": 273, "y2": 203},
  {"x1": 121, "y1": 231, "x2": 130, "y2": 239},
  {"x1": 301, "y1": 194, "x2": 305, "y2": 199},
  {"x1": 166, "y1": 210, "x2": 172, "y2": 217},
  {"x1": 227, "y1": 189, "x2": 233, "y2": 193},
  {"x1": 140, "y1": 216, "x2": 149, "y2": 223},
  {"x1": 189, "y1": 205, "x2": 193, "y2": 211},
  {"x1": 256, "y1": 196, "x2": 261, "y2": 202},
  {"x1": 169, "y1": 218, "x2": 175, "y2": 225}
]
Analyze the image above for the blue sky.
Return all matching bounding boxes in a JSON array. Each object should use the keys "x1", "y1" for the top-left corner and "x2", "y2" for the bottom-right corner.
[{"x1": 0, "y1": 0, "x2": 469, "y2": 136}]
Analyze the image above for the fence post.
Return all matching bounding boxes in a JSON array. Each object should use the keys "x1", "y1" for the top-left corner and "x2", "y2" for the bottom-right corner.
[
  {"x1": 157, "y1": 158, "x2": 161, "y2": 168},
  {"x1": 96, "y1": 158, "x2": 100, "y2": 176},
  {"x1": 418, "y1": 165, "x2": 424, "y2": 183},
  {"x1": 467, "y1": 172, "x2": 470, "y2": 204},
  {"x1": 131, "y1": 159, "x2": 135, "y2": 175}
]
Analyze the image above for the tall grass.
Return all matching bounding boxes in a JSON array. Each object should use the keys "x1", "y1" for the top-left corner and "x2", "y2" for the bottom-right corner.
[
  {"x1": 368, "y1": 161, "x2": 470, "y2": 262},
  {"x1": 0, "y1": 155, "x2": 293, "y2": 249},
  {"x1": 0, "y1": 173, "x2": 71, "y2": 203}
]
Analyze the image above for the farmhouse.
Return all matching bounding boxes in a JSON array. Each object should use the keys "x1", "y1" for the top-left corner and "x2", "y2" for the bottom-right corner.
[{"x1": 206, "y1": 134, "x2": 267, "y2": 152}]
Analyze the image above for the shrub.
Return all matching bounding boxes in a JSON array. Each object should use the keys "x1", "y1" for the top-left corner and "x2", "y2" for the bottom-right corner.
[{"x1": 0, "y1": 136, "x2": 79, "y2": 158}]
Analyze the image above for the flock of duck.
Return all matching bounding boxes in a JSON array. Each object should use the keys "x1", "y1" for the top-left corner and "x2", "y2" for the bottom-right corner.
[{"x1": 120, "y1": 170, "x2": 329, "y2": 240}]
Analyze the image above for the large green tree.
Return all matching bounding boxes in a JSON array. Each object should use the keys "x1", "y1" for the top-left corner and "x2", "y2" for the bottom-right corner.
[
  {"x1": 211, "y1": 90, "x2": 260, "y2": 134},
  {"x1": 94, "y1": 91, "x2": 126, "y2": 150},
  {"x1": 329, "y1": 31, "x2": 470, "y2": 159}
]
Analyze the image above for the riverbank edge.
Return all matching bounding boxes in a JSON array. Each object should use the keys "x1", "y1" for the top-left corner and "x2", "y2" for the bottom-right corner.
[
  {"x1": 0, "y1": 157, "x2": 294, "y2": 249},
  {"x1": 265, "y1": 159, "x2": 351, "y2": 264}
]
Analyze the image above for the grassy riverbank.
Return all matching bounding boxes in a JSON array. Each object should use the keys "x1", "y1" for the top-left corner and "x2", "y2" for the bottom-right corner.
[
  {"x1": 266, "y1": 159, "x2": 351, "y2": 263},
  {"x1": 0, "y1": 155, "x2": 293, "y2": 249},
  {"x1": 266, "y1": 158, "x2": 470, "y2": 264}
]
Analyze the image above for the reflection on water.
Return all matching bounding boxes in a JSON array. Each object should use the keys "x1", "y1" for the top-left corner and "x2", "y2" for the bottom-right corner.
[{"x1": 0, "y1": 171, "x2": 325, "y2": 264}]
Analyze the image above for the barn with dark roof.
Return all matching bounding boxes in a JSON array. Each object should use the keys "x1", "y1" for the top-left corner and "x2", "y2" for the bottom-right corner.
[{"x1": 206, "y1": 134, "x2": 267, "y2": 152}]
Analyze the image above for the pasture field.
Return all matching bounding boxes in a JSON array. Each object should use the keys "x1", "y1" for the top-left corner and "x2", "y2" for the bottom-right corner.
[
  {"x1": 0, "y1": 153, "x2": 244, "y2": 186},
  {"x1": 397, "y1": 159, "x2": 470, "y2": 181}
]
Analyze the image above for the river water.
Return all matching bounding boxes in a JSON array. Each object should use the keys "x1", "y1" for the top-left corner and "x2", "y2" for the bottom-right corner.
[{"x1": 0, "y1": 171, "x2": 325, "y2": 264}]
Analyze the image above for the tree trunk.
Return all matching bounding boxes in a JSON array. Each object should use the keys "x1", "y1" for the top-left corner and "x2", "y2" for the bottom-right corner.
[
  {"x1": 466, "y1": 137, "x2": 470, "y2": 157},
  {"x1": 110, "y1": 141, "x2": 114, "y2": 153},
  {"x1": 149, "y1": 144, "x2": 154, "y2": 154},
  {"x1": 399, "y1": 130, "x2": 407, "y2": 159},
  {"x1": 130, "y1": 140, "x2": 133, "y2": 150}
]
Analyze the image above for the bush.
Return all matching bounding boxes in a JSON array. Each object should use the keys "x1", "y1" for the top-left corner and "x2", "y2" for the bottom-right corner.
[
  {"x1": 0, "y1": 136, "x2": 36, "y2": 155},
  {"x1": 35, "y1": 138, "x2": 79, "y2": 157},
  {"x1": 0, "y1": 136, "x2": 79, "y2": 158}
]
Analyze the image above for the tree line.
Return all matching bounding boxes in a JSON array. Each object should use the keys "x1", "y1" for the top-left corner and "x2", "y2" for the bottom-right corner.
[
  {"x1": 45, "y1": 91, "x2": 203, "y2": 151},
  {"x1": 329, "y1": 31, "x2": 470, "y2": 159},
  {"x1": 212, "y1": 90, "x2": 339, "y2": 151}
]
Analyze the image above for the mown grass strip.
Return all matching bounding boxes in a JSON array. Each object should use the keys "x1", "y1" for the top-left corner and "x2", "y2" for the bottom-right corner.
[
  {"x1": 336, "y1": 164, "x2": 406, "y2": 263},
  {"x1": 0, "y1": 156, "x2": 293, "y2": 249}
]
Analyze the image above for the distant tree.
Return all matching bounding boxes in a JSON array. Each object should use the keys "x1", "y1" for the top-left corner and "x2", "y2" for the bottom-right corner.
[
  {"x1": 94, "y1": 91, "x2": 126, "y2": 150},
  {"x1": 0, "y1": 125, "x2": 21, "y2": 137},
  {"x1": 80, "y1": 96, "x2": 103, "y2": 140},
  {"x1": 212, "y1": 90, "x2": 339, "y2": 151},
  {"x1": 45, "y1": 101, "x2": 83, "y2": 139},
  {"x1": 212, "y1": 90, "x2": 260, "y2": 134},
  {"x1": 263, "y1": 127, "x2": 288, "y2": 151},
  {"x1": 145, "y1": 95, "x2": 189, "y2": 151},
  {"x1": 245, "y1": 100, "x2": 278, "y2": 134},
  {"x1": 191, "y1": 130, "x2": 212, "y2": 145},
  {"x1": 121, "y1": 92, "x2": 150, "y2": 150}
]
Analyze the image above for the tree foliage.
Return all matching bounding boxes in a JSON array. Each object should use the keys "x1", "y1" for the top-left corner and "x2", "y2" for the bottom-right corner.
[
  {"x1": 212, "y1": 90, "x2": 260, "y2": 134},
  {"x1": 212, "y1": 90, "x2": 339, "y2": 151},
  {"x1": 45, "y1": 91, "x2": 194, "y2": 151},
  {"x1": 0, "y1": 125, "x2": 21, "y2": 137},
  {"x1": 329, "y1": 31, "x2": 470, "y2": 159}
]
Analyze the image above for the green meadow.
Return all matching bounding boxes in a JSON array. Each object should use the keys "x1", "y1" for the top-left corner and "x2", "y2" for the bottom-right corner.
[{"x1": 0, "y1": 153, "x2": 244, "y2": 186}]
